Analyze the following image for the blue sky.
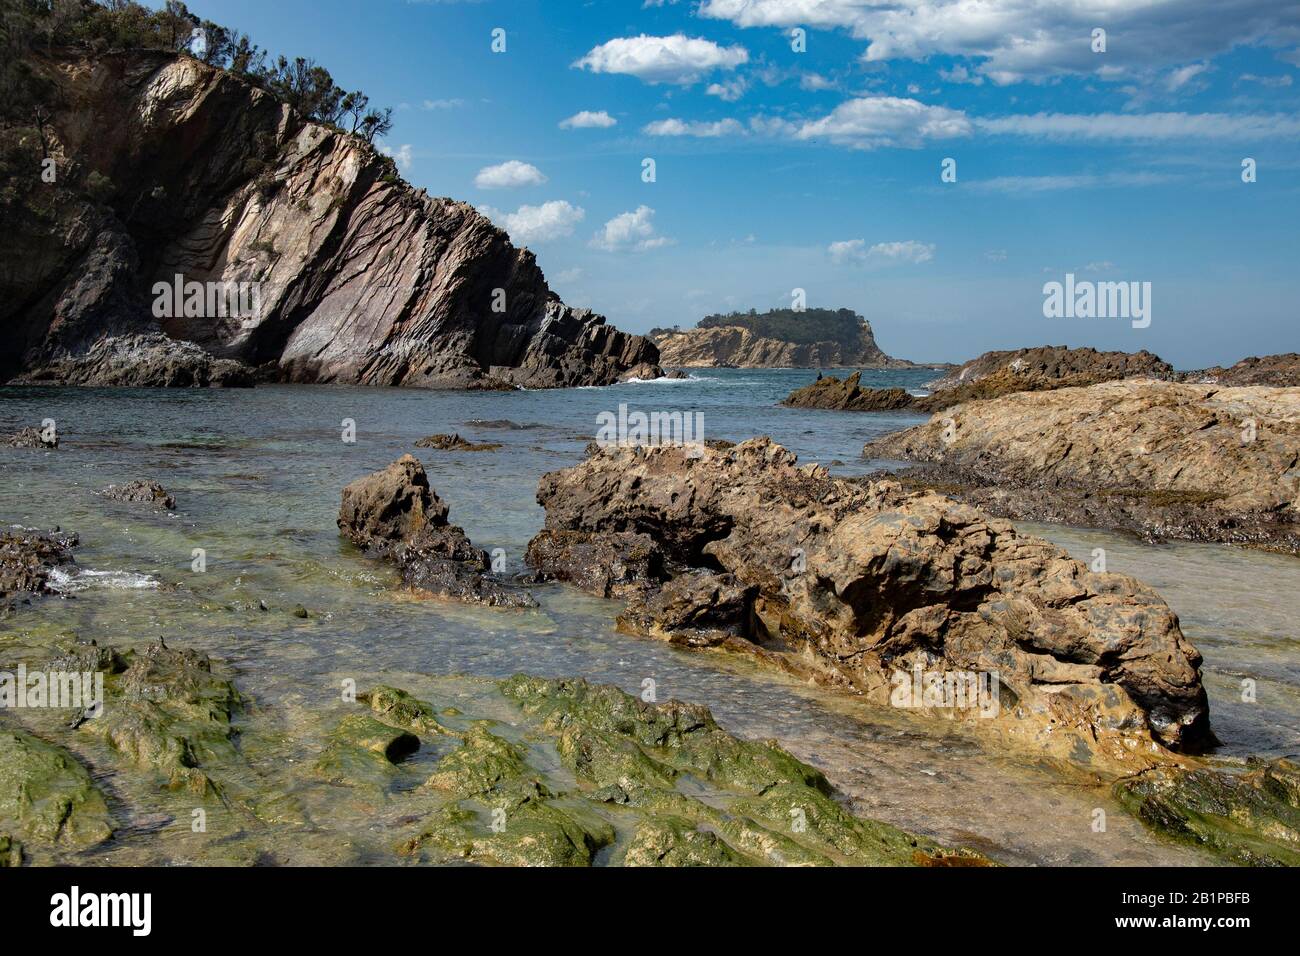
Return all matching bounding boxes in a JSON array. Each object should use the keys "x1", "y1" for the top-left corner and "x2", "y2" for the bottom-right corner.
[{"x1": 186, "y1": 0, "x2": 1299, "y2": 367}]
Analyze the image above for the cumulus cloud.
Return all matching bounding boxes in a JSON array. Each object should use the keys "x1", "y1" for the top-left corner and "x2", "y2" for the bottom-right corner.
[
  {"x1": 560, "y1": 110, "x2": 618, "y2": 129},
  {"x1": 574, "y1": 34, "x2": 749, "y2": 85},
  {"x1": 478, "y1": 200, "x2": 585, "y2": 244},
  {"x1": 591, "y1": 206, "x2": 674, "y2": 252},
  {"x1": 643, "y1": 117, "x2": 746, "y2": 137},
  {"x1": 474, "y1": 160, "x2": 548, "y2": 189},
  {"x1": 706, "y1": 77, "x2": 748, "y2": 101},
  {"x1": 829, "y1": 239, "x2": 935, "y2": 265},
  {"x1": 699, "y1": 0, "x2": 1300, "y2": 84},
  {"x1": 784, "y1": 96, "x2": 972, "y2": 149}
]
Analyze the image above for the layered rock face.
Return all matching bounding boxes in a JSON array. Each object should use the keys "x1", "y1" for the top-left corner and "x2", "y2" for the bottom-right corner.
[
  {"x1": 1187, "y1": 353, "x2": 1300, "y2": 387},
  {"x1": 653, "y1": 318, "x2": 912, "y2": 369},
  {"x1": 529, "y1": 438, "x2": 1213, "y2": 768},
  {"x1": 865, "y1": 380, "x2": 1300, "y2": 552},
  {"x1": 338, "y1": 455, "x2": 535, "y2": 607},
  {"x1": 3, "y1": 51, "x2": 658, "y2": 389}
]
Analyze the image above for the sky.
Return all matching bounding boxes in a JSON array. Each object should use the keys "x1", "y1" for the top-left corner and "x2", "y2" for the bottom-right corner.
[{"x1": 183, "y1": 0, "x2": 1300, "y2": 367}]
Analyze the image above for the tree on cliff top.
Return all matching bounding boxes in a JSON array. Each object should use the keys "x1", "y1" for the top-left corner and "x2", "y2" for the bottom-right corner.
[{"x1": 697, "y1": 307, "x2": 867, "y2": 349}]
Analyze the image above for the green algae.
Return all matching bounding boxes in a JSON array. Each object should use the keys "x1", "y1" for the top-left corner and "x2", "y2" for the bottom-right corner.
[
  {"x1": 313, "y1": 713, "x2": 420, "y2": 789},
  {"x1": 1115, "y1": 758, "x2": 1300, "y2": 866},
  {"x1": 0, "y1": 727, "x2": 113, "y2": 851}
]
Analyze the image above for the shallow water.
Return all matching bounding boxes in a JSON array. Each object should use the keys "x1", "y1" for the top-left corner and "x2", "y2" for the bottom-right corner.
[{"x1": 2, "y1": 369, "x2": 1296, "y2": 866}]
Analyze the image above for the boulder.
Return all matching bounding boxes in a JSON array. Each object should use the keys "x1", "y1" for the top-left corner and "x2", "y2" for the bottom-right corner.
[
  {"x1": 99, "y1": 479, "x2": 176, "y2": 510},
  {"x1": 530, "y1": 438, "x2": 1214, "y2": 768},
  {"x1": 782, "y1": 373, "x2": 916, "y2": 411},
  {"x1": 0, "y1": 528, "x2": 78, "y2": 605},
  {"x1": 339, "y1": 455, "x2": 535, "y2": 607}
]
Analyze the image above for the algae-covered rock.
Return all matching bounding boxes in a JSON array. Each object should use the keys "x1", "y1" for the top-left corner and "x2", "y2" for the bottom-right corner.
[
  {"x1": 500, "y1": 675, "x2": 830, "y2": 794},
  {"x1": 401, "y1": 782, "x2": 616, "y2": 867},
  {"x1": 0, "y1": 833, "x2": 22, "y2": 866},
  {"x1": 85, "y1": 642, "x2": 242, "y2": 798},
  {"x1": 424, "y1": 724, "x2": 526, "y2": 796},
  {"x1": 1115, "y1": 757, "x2": 1300, "y2": 866},
  {"x1": 621, "y1": 817, "x2": 749, "y2": 867},
  {"x1": 0, "y1": 728, "x2": 113, "y2": 850},
  {"x1": 359, "y1": 685, "x2": 450, "y2": 736},
  {"x1": 313, "y1": 714, "x2": 419, "y2": 788}
]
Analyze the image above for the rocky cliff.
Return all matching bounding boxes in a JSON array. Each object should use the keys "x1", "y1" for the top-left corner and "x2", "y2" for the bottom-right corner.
[
  {"x1": 2, "y1": 50, "x2": 659, "y2": 389},
  {"x1": 652, "y1": 315, "x2": 915, "y2": 369}
]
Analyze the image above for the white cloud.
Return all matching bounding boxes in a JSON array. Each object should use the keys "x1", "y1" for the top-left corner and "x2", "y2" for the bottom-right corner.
[
  {"x1": 939, "y1": 65, "x2": 984, "y2": 86},
  {"x1": 706, "y1": 77, "x2": 748, "y2": 101},
  {"x1": 799, "y1": 72, "x2": 836, "y2": 91},
  {"x1": 1239, "y1": 73, "x2": 1294, "y2": 87},
  {"x1": 985, "y1": 249, "x2": 1008, "y2": 262},
  {"x1": 829, "y1": 239, "x2": 934, "y2": 265},
  {"x1": 975, "y1": 111, "x2": 1300, "y2": 140},
  {"x1": 643, "y1": 117, "x2": 746, "y2": 137},
  {"x1": 421, "y1": 98, "x2": 463, "y2": 110},
  {"x1": 380, "y1": 143, "x2": 414, "y2": 170},
  {"x1": 969, "y1": 171, "x2": 1176, "y2": 193},
  {"x1": 478, "y1": 200, "x2": 585, "y2": 244},
  {"x1": 784, "y1": 96, "x2": 972, "y2": 149},
  {"x1": 474, "y1": 160, "x2": 548, "y2": 189},
  {"x1": 699, "y1": 0, "x2": 1300, "y2": 84},
  {"x1": 559, "y1": 110, "x2": 618, "y2": 129},
  {"x1": 591, "y1": 206, "x2": 674, "y2": 252},
  {"x1": 1165, "y1": 62, "x2": 1210, "y2": 91},
  {"x1": 555, "y1": 267, "x2": 584, "y2": 283},
  {"x1": 574, "y1": 34, "x2": 749, "y2": 85}
]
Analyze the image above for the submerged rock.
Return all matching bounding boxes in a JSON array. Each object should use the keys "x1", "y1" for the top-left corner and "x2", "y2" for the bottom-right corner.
[
  {"x1": 4, "y1": 427, "x2": 59, "y2": 449},
  {"x1": 1115, "y1": 757, "x2": 1300, "y2": 866},
  {"x1": 0, "y1": 728, "x2": 113, "y2": 851},
  {"x1": 865, "y1": 379, "x2": 1300, "y2": 553},
  {"x1": 313, "y1": 714, "x2": 420, "y2": 789},
  {"x1": 530, "y1": 439, "x2": 1214, "y2": 769},
  {"x1": 99, "y1": 479, "x2": 176, "y2": 510},
  {"x1": 0, "y1": 529, "x2": 78, "y2": 606},
  {"x1": 338, "y1": 455, "x2": 536, "y2": 607},
  {"x1": 414, "y1": 434, "x2": 502, "y2": 452}
]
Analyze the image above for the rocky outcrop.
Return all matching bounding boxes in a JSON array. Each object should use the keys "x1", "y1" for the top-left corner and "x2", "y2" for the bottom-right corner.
[
  {"x1": 529, "y1": 438, "x2": 1213, "y2": 769},
  {"x1": 1185, "y1": 353, "x2": 1300, "y2": 388},
  {"x1": 12, "y1": 334, "x2": 254, "y2": 388},
  {"x1": 99, "y1": 479, "x2": 176, "y2": 510},
  {"x1": 926, "y1": 346, "x2": 1173, "y2": 392},
  {"x1": 0, "y1": 729, "x2": 113, "y2": 851},
  {"x1": 3, "y1": 51, "x2": 659, "y2": 390},
  {"x1": 782, "y1": 373, "x2": 916, "y2": 411},
  {"x1": 0, "y1": 529, "x2": 77, "y2": 606},
  {"x1": 864, "y1": 380, "x2": 1300, "y2": 553},
  {"x1": 653, "y1": 316, "x2": 914, "y2": 369},
  {"x1": 338, "y1": 455, "x2": 535, "y2": 607}
]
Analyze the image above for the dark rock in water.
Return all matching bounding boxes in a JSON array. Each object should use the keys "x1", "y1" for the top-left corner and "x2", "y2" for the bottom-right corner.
[
  {"x1": 291, "y1": 604, "x2": 309, "y2": 619},
  {"x1": 0, "y1": 529, "x2": 78, "y2": 605},
  {"x1": 13, "y1": 334, "x2": 254, "y2": 388},
  {"x1": 782, "y1": 372, "x2": 916, "y2": 411},
  {"x1": 524, "y1": 529, "x2": 664, "y2": 599},
  {"x1": 3, "y1": 50, "x2": 659, "y2": 390},
  {"x1": 339, "y1": 455, "x2": 536, "y2": 607},
  {"x1": 1115, "y1": 757, "x2": 1300, "y2": 866},
  {"x1": 530, "y1": 438, "x2": 1214, "y2": 770},
  {"x1": 4, "y1": 427, "x2": 58, "y2": 449},
  {"x1": 99, "y1": 479, "x2": 176, "y2": 510},
  {"x1": 414, "y1": 434, "x2": 501, "y2": 452},
  {"x1": 865, "y1": 379, "x2": 1300, "y2": 553}
]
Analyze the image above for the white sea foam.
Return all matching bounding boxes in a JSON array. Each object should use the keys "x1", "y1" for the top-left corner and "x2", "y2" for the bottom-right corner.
[{"x1": 47, "y1": 567, "x2": 162, "y2": 593}]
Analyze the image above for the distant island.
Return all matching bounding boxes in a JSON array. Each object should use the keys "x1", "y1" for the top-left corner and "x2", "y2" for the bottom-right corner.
[{"x1": 649, "y1": 308, "x2": 941, "y2": 369}]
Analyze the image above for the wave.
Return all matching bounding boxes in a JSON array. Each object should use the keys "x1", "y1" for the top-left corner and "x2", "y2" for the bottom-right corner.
[{"x1": 48, "y1": 567, "x2": 162, "y2": 593}]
